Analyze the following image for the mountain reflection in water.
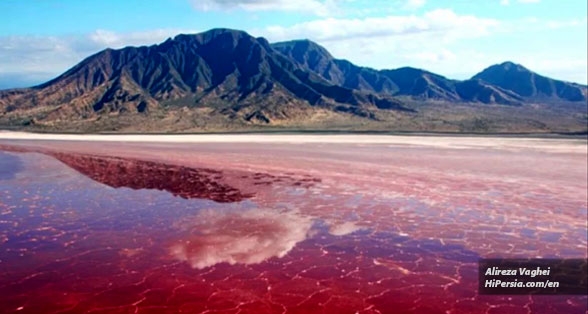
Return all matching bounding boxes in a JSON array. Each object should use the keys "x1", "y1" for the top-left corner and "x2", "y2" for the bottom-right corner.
[
  {"x1": 0, "y1": 142, "x2": 586, "y2": 314},
  {"x1": 50, "y1": 152, "x2": 252, "y2": 203}
]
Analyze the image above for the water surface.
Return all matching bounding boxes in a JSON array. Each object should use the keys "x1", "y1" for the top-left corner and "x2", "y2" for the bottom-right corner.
[{"x1": 0, "y1": 139, "x2": 586, "y2": 314}]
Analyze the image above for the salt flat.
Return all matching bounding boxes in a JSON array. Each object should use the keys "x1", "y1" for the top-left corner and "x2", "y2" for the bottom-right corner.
[
  {"x1": 0, "y1": 132, "x2": 586, "y2": 313},
  {"x1": 0, "y1": 130, "x2": 586, "y2": 152}
]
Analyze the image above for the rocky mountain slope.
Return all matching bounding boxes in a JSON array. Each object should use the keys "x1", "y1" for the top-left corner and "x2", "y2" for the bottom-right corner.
[
  {"x1": 0, "y1": 28, "x2": 586, "y2": 133},
  {"x1": 472, "y1": 61, "x2": 587, "y2": 102},
  {"x1": 272, "y1": 40, "x2": 585, "y2": 106}
]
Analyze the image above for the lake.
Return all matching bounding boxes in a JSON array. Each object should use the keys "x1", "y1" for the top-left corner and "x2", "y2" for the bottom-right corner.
[{"x1": 0, "y1": 134, "x2": 586, "y2": 313}]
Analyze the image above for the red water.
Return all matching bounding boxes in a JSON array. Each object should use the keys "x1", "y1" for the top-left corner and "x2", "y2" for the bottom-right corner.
[{"x1": 0, "y1": 140, "x2": 586, "y2": 313}]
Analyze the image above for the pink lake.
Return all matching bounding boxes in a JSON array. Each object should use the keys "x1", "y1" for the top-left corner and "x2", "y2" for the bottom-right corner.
[{"x1": 0, "y1": 134, "x2": 586, "y2": 314}]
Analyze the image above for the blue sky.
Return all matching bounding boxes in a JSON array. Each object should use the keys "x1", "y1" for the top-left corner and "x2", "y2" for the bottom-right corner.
[{"x1": 1, "y1": 0, "x2": 586, "y2": 88}]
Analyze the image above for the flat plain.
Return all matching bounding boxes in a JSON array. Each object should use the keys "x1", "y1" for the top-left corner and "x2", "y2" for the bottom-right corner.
[{"x1": 0, "y1": 133, "x2": 586, "y2": 313}]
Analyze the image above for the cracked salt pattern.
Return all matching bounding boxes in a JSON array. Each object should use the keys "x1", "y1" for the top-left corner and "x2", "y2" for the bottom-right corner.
[{"x1": 0, "y1": 138, "x2": 586, "y2": 314}]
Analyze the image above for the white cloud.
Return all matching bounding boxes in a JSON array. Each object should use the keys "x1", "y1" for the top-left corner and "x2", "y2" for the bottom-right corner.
[
  {"x1": 410, "y1": 49, "x2": 457, "y2": 63},
  {"x1": 501, "y1": 0, "x2": 540, "y2": 5},
  {"x1": 432, "y1": 50, "x2": 588, "y2": 84},
  {"x1": 190, "y1": 0, "x2": 338, "y2": 16},
  {"x1": 0, "y1": 28, "x2": 196, "y2": 88},
  {"x1": 259, "y1": 9, "x2": 500, "y2": 76},
  {"x1": 262, "y1": 9, "x2": 499, "y2": 43},
  {"x1": 403, "y1": 0, "x2": 426, "y2": 10},
  {"x1": 170, "y1": 208, "x2": 313, "y2": 269},
  {"x1": 516, "y1": 57, "x2": 588, "y2": 83},
  {"x1": 257, "y1": 10, "x2": 586, "y2": 83},
  {"x1": 87, "y1": 28, "x2": 197, "y2": 49},
  {"x1": 0, "y1": 9, "x2": 586, "y2": 90},
  {"x1": 545, "y1": 17, "x2": 588, "y2": 29}
]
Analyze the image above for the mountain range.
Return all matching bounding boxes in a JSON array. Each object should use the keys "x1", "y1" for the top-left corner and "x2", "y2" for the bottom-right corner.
[{"x1": 0, "y1": 28, "x2": 586, "y2": 133}]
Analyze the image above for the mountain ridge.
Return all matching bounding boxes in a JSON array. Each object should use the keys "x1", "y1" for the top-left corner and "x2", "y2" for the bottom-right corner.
[
  {"x1": 0, "y1": 28, "x2": 586, "y2": 133},
  {"x1": 472, "y1": 61, "x2": 587, "y2": 102},
  {"x1": 271, "y1": 39, "x2": 586, "y2": 105}
]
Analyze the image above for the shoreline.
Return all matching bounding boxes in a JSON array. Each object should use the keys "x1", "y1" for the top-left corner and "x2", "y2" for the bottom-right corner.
[
  {"x1": 1, "y1": 131, "x2": 586, "y2": 153},
  {"x1": 1, "y1": 129, "x2": 587, "y2": 139}
]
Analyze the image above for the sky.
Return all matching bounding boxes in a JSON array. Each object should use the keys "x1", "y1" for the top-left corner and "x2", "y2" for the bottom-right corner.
[{"x1": 1, "y1": 0, "x2": 586, "y2": 89}]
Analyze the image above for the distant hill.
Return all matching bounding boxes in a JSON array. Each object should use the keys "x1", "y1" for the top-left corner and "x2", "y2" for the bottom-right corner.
[
  {"x1": 0, "y1": 28, "x2": 586, "y2": 133},
  {"x1": 472, "y1": 61, "x2": 587, "y2": 102},
  {"x1": 272, "y1": 40, "x2": 585, "y2": 106},
  {"x1": 271, "y1": 40, "x2": 399, "y2": 95}
]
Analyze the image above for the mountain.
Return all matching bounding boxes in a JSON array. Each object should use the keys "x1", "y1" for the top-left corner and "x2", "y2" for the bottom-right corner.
[
  {"x1": 273, "y1": 40, "x2": 587, "y2": 106},
  {"x1": 0, "y1": 29, "x2": 409, "y2": 131},
  {"x1": 271, "y1": 40, "x2": 399, "y2": 94},
  {"x1": 472, "y1": 61, "x2": 587, "y2": 102},
  {"x1": 0, "y1": 29, "x2": 586, "y2": 133}
]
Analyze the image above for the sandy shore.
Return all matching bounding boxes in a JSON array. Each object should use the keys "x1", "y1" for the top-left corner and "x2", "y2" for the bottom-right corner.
[{"x1": 0, "y1": 131, "x2": 586, "y2": 153}]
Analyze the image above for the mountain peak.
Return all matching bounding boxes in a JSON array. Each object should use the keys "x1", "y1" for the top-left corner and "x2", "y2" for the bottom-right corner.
[
  {"x1": 473, "y1": 61, "x2": 586, "y2": 101},
  {"x1": 474, "y1": 62, "x2": 530, "y2": 76},
  {"x1": 495, "y1": 61, "x2": 529, "y2": 72},
  {"x1": 0, "y1": 27, "x2": 416, "y2": 131},
  {"x1": 1, "y1": 28, "x2": 586, "y2": 133},
  {"x1": 498, "y1": 61, "x2": 519, "y2": 66},
  {"x1": 175, "y1": 28, "x2": 249, "y2": 39},
  {"x1": 172, "y1": 28, "x2": 253, "y2": 45},
  {"x1": 272, "y1": 39, "x2": 402, "y2": 94},
  {"x1": 272, "y1": 39, "x2": 334, "y2": 60},
  {"x1": 387, "y1": 66, "x2": 433, "y2": 76}
]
